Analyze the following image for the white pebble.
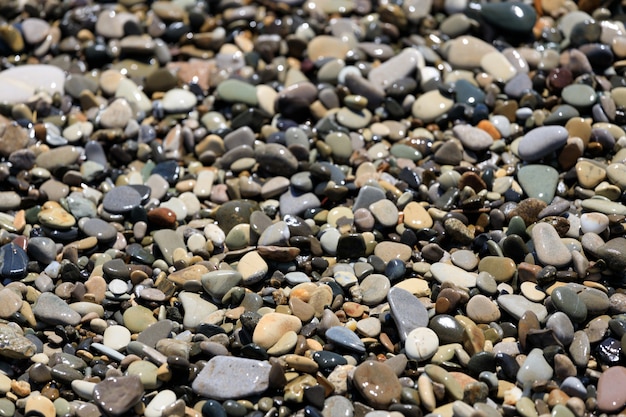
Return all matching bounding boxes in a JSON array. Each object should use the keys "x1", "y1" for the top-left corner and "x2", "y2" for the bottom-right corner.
[
  {"x1": 405, "y1": 327, "x2": 439, "y2": 361},
  {"x1": 580, "y1": 212, "x2": 609, "y2": 234}
]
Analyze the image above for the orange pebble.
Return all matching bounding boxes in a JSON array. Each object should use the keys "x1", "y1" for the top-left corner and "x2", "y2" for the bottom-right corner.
[{"x1": 477, "y1": 119, "x2": 501, "y2": 140}]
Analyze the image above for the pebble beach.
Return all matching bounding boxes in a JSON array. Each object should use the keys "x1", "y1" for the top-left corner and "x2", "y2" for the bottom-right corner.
[{"x1": 2, "y1": 0, "x2": 626, "y2": 416}]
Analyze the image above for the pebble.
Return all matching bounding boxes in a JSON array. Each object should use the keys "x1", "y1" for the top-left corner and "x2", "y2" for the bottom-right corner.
[
  {"x1": 93, "y1": 376, "x2": 144, "y2": 416},
  {"x1": 388, "y1": 287, "x2": 429, "y2": 341},
  {"x1": 517, "y1": 126, "x2": 569, "y2": 161},
  {"x1": 192, "y1": 356, "x2": 271, "y2": 400},
  {"x1": 352, "y1": 361, "x2": 402, "y2": 408}
]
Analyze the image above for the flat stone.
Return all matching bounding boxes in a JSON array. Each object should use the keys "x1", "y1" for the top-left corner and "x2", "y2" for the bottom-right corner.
[
  {"x1": 466, "y1": 294, "x2": 501, "y2": 323},
  {"x1": 93, "y1": 375, "x2": 144, "y2": 416},
  {"x1": 0, "y1": 65, "x2": 65, "y2": 104},
  {"x1": 388, "y1": 287, "x2": 429, "y2": 341},
  {"x1": 33, "y1": 293, "x2": 81, "y2": 326},
  {"x1": 597, "y1": 366, "x2": 626, "y2": 412},
  {"x1": 326, "y1": 326, "x2": 365, "y2": 353},
  {"x1": 531, "y1": 223, "x2": 572, "y2": 268},
  {"x1": 0, "y1": 288, "x2": 21, "y2": 319},
  {"x1": 412, "y1": 90, "x2": 454, "y2": 122},
  {"x1": 122, "y1": 305, "x2": 157, "y2": 333},
  {"x1": 517, "y1": 348, "x2": 553, "y2": 386},
  {"x1": 405, "y1": 327, "x2": 439, "y2": 361},
  {"x1": 517, "y1": 126, "x2": 569, "y2": 161},
  {"x1": 430, "y1": 262, "x2": 477, "y2": 288},
  {"x1": 253, "y1": 312, "x2": 302, "y2": 349},
  {"x1": 551, "y1": 286, "x2": 587, "y2": 323},
  {"x1": 102, "y1": 186, "x2": 143, "y2": 214},
  {"x1": 103, "y1": 325, "x2": 131, "y2": 351},
  {"x1": 352, "y1": 361, "x2": 402, "y2": 409},
  {"x1": 498, "y1": 294, "x2": 548, "y2": 322},
  {"x1": 453, "y1": 124, "x2": 494, "y2": 151},
  {"x1": 517, "y1": 164, "x2": 559, "y2": 204},
  {"x1": 192, "y1": 356, "x2": 271, "y2": 400},
  {"x1": 162, "y1": 88, "x2": 197, "y2": 112},
  {"x1": 596, "y1": 237, "x2": 626, "y2": 272}
]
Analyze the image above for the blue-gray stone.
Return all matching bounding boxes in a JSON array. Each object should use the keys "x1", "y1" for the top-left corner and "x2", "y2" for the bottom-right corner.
[
  {"x1": 325, "y1": 326, "x2": 366, "y2": 353},
  {"x1": 388, "y1": 287, "x2": 429, "y2": 341},
  {"x1": 102, "y1": 185, "x2": 143, "y2": 214}
]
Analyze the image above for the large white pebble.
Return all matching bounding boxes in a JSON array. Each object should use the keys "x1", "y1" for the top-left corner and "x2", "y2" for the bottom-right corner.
[
  {"x1": 580, "y1": 212, "x2": 609, "y2": 234},
  {"x1": 405, "y1": 327, "x2": 439, "y2": 361},
  {"x1": 103, "y1": 325, "x2": 131, "y2": 351}
]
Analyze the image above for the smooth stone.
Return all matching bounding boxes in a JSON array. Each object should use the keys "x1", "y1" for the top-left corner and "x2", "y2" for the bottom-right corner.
[
  {"x1": 388, "y1": 287, "x2": 429, "y2": 341},
  {"x1": 546, "y1": 311, "x2": 575, "y2": 346},
  {"x1": 453, "y1": 124, "x2": 493, "y2": 151},
  {"x1": 326, "y1": 326, "x2": 365, "y2": 353},
  {"x1": 102, "y1": 185, "x2": 143, "y2": 214},
  {"x1": 33, "y1": 292, "x2": 81, "y2": 325},
  {"x1": 517, "y1": 126, "x2": 568, "y2": 161},
  {"x1": 360, "y1": 274, "x2": 390, "y2": 305},
  {"x1": 123, "y1": 305, "x2": 157, "y2": 333},
  {"x1": 103, "y1": 325, "x2": 132, "y2": 351},
  {"x1": 0, "y1": 65, "x2": 65, "y2": 103},
  {"x1": 192, "y1": 356, "x2": 271, "y2": 400},
  {"x1": 562, "y1": 84, "x2": 597, "y2": 108},
  {"x1": 368, "y1": 48, "x2": 424, "y2": 90},
  {"x1": 478, "y1": 256, "x2": 516, "y2": 283},
  {"x1": 596, "y1": 237, "x2": 626, "y2": 272},
  {"x1": 0, "y1": 288, "x2": 21, "y2": 319},
  {"x1": 466, "y1": 294, "x2": 501, "y2": 323},
  {"x1": 93, "y1": 375, "x2": 144, "y2": 416},
  {"x1": 597, "y1": 366, "x2": 626, "y2": 412},
  {"x1": 581, "y1": 198, "x2": 626, "y2": 215},
  {"x1": 99, "y1": 98, "x2": 133, "y2": 128},
  {"x1": 237, "y1": 251, "x2": 268, "y2": 284},
  {"x1": 369, "y1": 199, "x2": 399, "y2": 228},
  {"x1": 517, "y1": 348, "x2": 553, "y2": 386},
  {"x1": 0, "y1": 242, "x2": 29, "y2": 280},
  {"x1": 569, "y1": 330, "x2": 590, "y2": 367},
  {"x1": 253, "y1": 312, "x2": 302, "y2": 349},
  {"x1": 424, "y1": 364, "x2": 463, "y2": 401},
  {"x1": 0, "y1": 324, "x2": 36, "y2": 359},
  {"x1": 280, "y1": 190, "x2": 321, "y2": 217},
  {"x1": 258, "y1": 221, "x2": 290, "y2": 247},
  {"x1": 443, "y1": 36, "x2": 497, "y2": 69},
  {"x1": 412, "y1": 90, "x2": 454, "y2": 122},
  {"x1": 481, "y1": 50, "x2": 517, "y2": 82},
  {"x1": 78, "y1": 218, "x2": 118, "y2": 243},
  {"x1": 201, "y1": 270, "x2": 242, "y2": 301},
  {"x1": 352, "y1": 361, "x2": 402, "y2": 408},
  {"x1": 162, "y1": 88, "x2": 197, "y2": 112},
  {"x1": 353, "y1": 185, "x2": 386, "y2": 211},
  {"x1": 498, "y1": 294, "x2": 548, "y2": 322},
  {"x1": 551, "y1": 286, "x2": 587, "y2": 323},
  {"x1": 126, "y1": 360, "x2": 159, "y2": 389},
  {"x1": 517, "y1": 164, "x2": 559, "y2": 204},
  {"x1": 531, "y1": 223, "x2": 572, "y2": 267},
  {"x1": 145, "y1": 389, "x2": 177, "y2": 417},
  {"x1": 216, "y1": 79, "x2": 259, "y2": 106},
  {"x1": 178, "y1": 291, "x2": 217, "y2": 330},
  {"x1": 405, "y1": 327, "x2": 439, "y2": 361},
  {"x1": 481, "y1": 2, "x2": 536, "y2": 33},
  {"x1": 35, "y1": 145, "x2": 81, "y2": 171},
  {"x1": 430, "y1": 262, "x2": 477, "y2": 288},
  {"x1": 373, "y1": 241, "x2": 412, "y2": 263},
  {"x1": 153, "y1": 229, "x2": 186, "y2": 265},
  {"x1": 308, "y1": 35, "x2": 351, "y2": 61}
]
